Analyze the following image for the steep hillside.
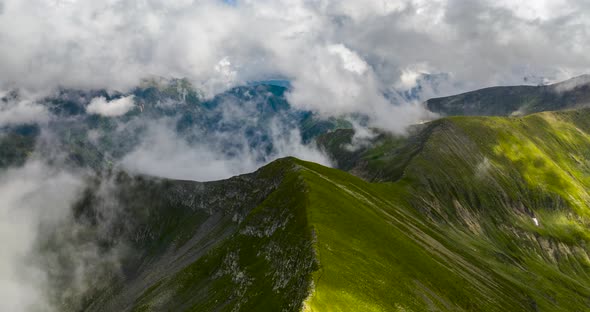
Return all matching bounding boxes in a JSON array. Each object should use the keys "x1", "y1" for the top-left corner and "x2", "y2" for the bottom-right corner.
[
  {"x1": 40, "y1": 159, "x2": 307, "y2": 311},
  {"x1": 426, "y1": 75, "x2": 590, "y2": 116},
  {"x1": 311, "y1": 109, "x2": 590, "y2": 311},
  {"x1": 48, "y1": 109, "x2": 590, "y2": 311}
]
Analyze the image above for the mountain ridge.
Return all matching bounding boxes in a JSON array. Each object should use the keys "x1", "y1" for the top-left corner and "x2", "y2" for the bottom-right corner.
[
  {"x1": 50, "y1": 107, "x2": 590, "y2": 311},
  {"x1": 426, "y1": 75, "x2": 590, "y2": 117}
]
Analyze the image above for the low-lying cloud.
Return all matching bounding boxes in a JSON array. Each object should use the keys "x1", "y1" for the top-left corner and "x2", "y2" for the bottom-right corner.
[
  {"x1": 120, "y1": 121, "x2": 256, "y2": 181},
  {"x1": 0, "y1": 93, "x2": 48, "y2": 127},
  {"x1": 86, "y1": 95, "x2": 136, "y2": 117},
  {"x1": 0, "y1": 160, "x2": 83, "y2": 312},
  {"x1": 120, "y1": 116, "x2": 331, "y2": 182}
]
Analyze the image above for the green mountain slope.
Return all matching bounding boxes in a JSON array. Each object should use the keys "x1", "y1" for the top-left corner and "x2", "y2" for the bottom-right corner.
[
  {"x1": 56, "y1": 108, "x2": 590, "y2": 311},
  {"x1": 322, "y1": 109, "x2": 590, "y2": 310},
  {"x1": 426, "y1": 75, "x2": 590, "y2": 116}
]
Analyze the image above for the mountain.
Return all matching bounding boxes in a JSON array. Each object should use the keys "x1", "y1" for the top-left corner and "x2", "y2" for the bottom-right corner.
[
  {"x1": 8, "y1": 74, "x2": 590, "y2": 172},
  {"x1": 5, "y1": 77, "x2": 590, "y2": 311},
  {"x1": 426, "y1": 75, "x2": 590, "y2": 117},
  {"x1": 38, "y1": 108, "x2": 590, "y2": 311},
  {"x1": 0, "y1": 79, "x2": 351, "y2": 171}
]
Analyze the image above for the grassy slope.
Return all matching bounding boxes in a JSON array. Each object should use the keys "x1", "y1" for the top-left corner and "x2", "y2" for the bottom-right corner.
[
  {"x1": 303, "y1": 109, "x2": 590, "y2": 311},
  {"x1": 84, "y1": 109, "x2": 590, "y2": 311},
  {"x1": 300, "y1": 162, "x2": 526, "y2": 311}
]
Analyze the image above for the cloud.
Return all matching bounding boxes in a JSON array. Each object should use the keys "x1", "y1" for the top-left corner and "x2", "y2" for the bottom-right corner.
[
  {"x1": 267, "y1": 118, "x2": 333, "y2": 167},
  {"x1": 0, "y1": 160, "x2": 83, "y2": 312},
  {"x1": 119, "y1": 116, "x2": 331, "y2": 181},
  {"x1": 0, "y1": 92, "x2": 49, "y2": 127},
  {"x1": 86, "y1": 95, "x2": 135, "y2": 117},
  {"x1": 1, "y1": 0, "x2": 589, "y2": 130},
  {"x1": 0, "y1": 157, "x2": 134, "y2": 312},
  {"x1": 491, "y1": 0, "x2": 574, "y2": 21},
  {"x1": 120, "y1": 121, "x2": 255, "y2": 181},
  {"x1": 327, "y1": 44, "x2": 369, "y2": 75},
  {"x1": 551, "y1": 74, "x2": 590, "y2": 93}
]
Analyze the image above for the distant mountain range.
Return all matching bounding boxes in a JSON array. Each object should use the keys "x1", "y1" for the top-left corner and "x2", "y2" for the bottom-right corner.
[
  {"x1": 0, "y1": 79, "x2": 350, "y2": 172},
  {"x1": 6, "y1": 74, "x2": 590, "y2": 173}
]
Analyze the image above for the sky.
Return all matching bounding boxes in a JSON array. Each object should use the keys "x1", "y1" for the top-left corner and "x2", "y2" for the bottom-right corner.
[{"x1": 0, "y1": 0, "x2": 589, "y2": 126}]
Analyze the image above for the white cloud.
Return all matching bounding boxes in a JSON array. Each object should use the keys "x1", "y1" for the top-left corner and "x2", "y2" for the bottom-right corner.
[
  {"x1": 552, "y1": 74, "x2": 590, "y2": 92},
  {"x1": 491, "y1": 0, "x2": 574, "y2": 21},
  {"x1": 0, "y1": 0, "x2": 589, "y2": 130},
  {"x1": 325, "y1": 0, "x2": 408, "y2": 22},
  {"x1": 119, "y1": 118, "x2": 332, "y2": 181},
  {"x1": 0, "y1": 97, "x2": 49, "y2": 127},
  {"x1": 120, "y1": 122, "x2": 255, "y2": 181},
  {"x1": 396, "y1": 63, "x2": 432, "y2": 90},
  {"x1": 86, "y1": 95, "x2": 135, "y2": 117},
  {"x1": 0, "y1": 161, "x2": 83, "y2": 312},
  {"x1": 327, "y1": 44, "x2": 369, "y2": 75}
]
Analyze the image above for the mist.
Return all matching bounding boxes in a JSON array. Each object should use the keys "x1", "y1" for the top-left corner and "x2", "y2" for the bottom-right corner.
[
  {"x1": 119, "y1": 118, "x2": 331, "y2": 181},
  {"x1": 0, "y1": 161, "x2": 83, "y2": 312}
]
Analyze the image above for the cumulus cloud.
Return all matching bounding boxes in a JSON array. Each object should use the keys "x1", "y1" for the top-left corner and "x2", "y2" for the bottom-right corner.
[
  {"x1": 0, "y1": 0, "x2": 588, "y2": 130},
  {"x1": 86, "y1": 95, "x2": 135, "y2": 117}
]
